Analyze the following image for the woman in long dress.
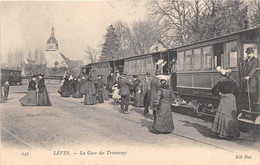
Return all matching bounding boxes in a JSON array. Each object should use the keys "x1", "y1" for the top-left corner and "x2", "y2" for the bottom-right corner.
[
  {"x1": 153, "y1": 79, "x2": 174, "y2": 134},
  {"x1": 211, "y1": 67, "x2": 239, "y2": 139},
  {"x1": 38, "y1": 74, "x2": 52, "y2": 106},
  {"x1": 60, "y1": 76, "x2": 71, "y2": 97},
  {"x1": 102, "y1": 88, "x2": 109, "y2": 100},
  {"x1": 80, "y1": 77, "x2": 97, "y2": 105},
  {"x1": 133, "y1": 75, "x2": 143, "y2": 107},
  {"x1": 72, "y1": 77, "x2": 83, "y2": 98},
  {"x1": 20, "y1": 75, "x2": 38, "y2": 106}
]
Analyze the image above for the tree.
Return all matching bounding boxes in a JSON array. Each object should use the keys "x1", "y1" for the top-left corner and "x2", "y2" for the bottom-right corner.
[
  {"x1": 126, "y1": 19, "x2": 162, "y2": 55},
  {"x1": 100, "y1": 25, "x2": 120, "y2": 61},
  {"x1": 113, "y1": 21, "x2": 132, "y2": 58},
  {"x1": 148, "y1": 0, "x2": 248, "y2": 47},
  {"x1": 149, "y1": 0, "x2": 192, "y2": 47},
  {"x1": 248, "y1": 0, "x2": 260, "y2": 27},
  {"x1": 85, "y1": 46, "x2": 99, "y2": 63}
]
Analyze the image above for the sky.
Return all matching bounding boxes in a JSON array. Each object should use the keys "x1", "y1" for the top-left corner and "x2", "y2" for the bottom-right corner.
[{"x1": 0, "y1": 0, "x2": 147, "y2": 64}]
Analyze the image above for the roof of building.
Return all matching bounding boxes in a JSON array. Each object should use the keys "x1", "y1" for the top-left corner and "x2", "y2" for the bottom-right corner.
[
  {"x1": 60, "y1": 53, "x2": 82, "y2": 68},
  {"x1": 47, "y1": 26, "x2": 58, "y2": 44}
]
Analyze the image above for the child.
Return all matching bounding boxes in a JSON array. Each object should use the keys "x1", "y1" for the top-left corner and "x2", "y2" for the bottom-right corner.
[
  {"x1": 112, "y1": 84, "x2": 120, "y2": 106},
  {"x1": 3, "y1": 81, "x2": 10, "y2": 100}
]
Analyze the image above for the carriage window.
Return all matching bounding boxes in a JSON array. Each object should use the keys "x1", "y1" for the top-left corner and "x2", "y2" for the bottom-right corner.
[
  {"x1": 225, "y1": 41, "x2": 237, "y2": 68},
  {"x1": 185, "y1": 50, "x2": 192, "y2": 71},
  {"x1": 129, "y1": 61, "x2": 133, "y2": 74},
  {"x1": 142, "y1": 59, "x2": 146, "y2": 73},
  {"x1": 137, "y1": 60, "x2": 141, "y2": 73},
  {"x1": 177, "y1": 51, "x2": 184, "y2": 71},
  {"x1": 203, "y1": 46, "x2": 212, "y2": 69},
  {"x1": 193, "y1": 48, "x2": 202, "y2": 69},
  {"x1": 133, "y1": 60, "x2": 137, "y2": 73},
  {"x1": 125, "y1": 62, "x2": 128, "y2": 74},
  {"x1": 146, "y1": 58, "x2": 152, "y2": 72}
]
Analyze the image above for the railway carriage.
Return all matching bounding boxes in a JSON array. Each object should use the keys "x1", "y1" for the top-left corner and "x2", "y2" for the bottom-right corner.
[
  {"x1": 173, "y1": 27, "x2": 260, "y2": 124},
  {"x1": 1, "y1": 69, "x2": 22, "y2": 85}
]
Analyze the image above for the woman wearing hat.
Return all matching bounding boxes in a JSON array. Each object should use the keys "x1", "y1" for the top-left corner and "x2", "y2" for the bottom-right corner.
[
  {"x1": 37, "y1": 74, "x2": 52, "y2": 106},
  {"x1": 152, "y1": 79, "x2": 175, "y2": 134},
  {"x1": 211, "y1": 67, "x2": 239, "y2": 139},
  {"x1": 19, "y1": 75, "x2": 38, "y2": 106}
]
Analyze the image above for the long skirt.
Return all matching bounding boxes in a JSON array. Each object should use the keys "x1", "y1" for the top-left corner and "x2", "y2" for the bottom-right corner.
[
  {"x1": 61, "y1": 91, "x2": 70, "y2": 97},
  {"x1": 211, "y1": 94, "x2": 239, "y2": 138},
  {"x1": 38, "y1": 87, "x2": 52, "y2": 106},
  {"x1": 154, "y1": 101, "x2": 174, "y2": 133},
  {"x1": 19, "y1": 90, "x2": 38, "y2": 106},
  {"x1": 97, "y1": 91, "x2": 104, "y2": 103},
  {"x1": 102, "y1": 89, "x2": 109, "y2": 100},
  {"x1": 134, "y1": 91, "x2": 144, "y2": 107},
  {"x1": 73, "y1": 91, "x2": 83, "y2": 98},
  {"x1": 84, "y1": 94, "x2": 97, "y2": 105}
]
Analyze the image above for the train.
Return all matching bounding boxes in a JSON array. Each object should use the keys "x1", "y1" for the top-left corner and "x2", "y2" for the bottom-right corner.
[
  {"x1": 1, "y1": 69, "x2": 22, "y2": 86},
  {"x1": 81, "y1": 27, "x2": 260, "y2": 125}
]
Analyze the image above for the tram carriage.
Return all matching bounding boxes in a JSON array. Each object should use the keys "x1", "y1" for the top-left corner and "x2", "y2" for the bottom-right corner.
[
  {"x1": 1, "y1": 69, "x2": 22, "y2": 85},
  {"x1": 173, "y1": 27, "x2": 260, "y2": 124},
  {"x1": 81, "y1": 27, "x2": 260, "y2": 124}
]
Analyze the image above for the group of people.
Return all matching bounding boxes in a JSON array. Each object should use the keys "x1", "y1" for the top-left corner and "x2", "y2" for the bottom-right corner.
[
  {"x1": 58, "y1": 74, "x2": 110, "y2": 105},
  {"x1": 211, "y1": 47, "x2": 259, "y2": 139},
  {"x1": 20, "y1": 74, "x2": 52, "y2": 106},
  {"x1": 111, "y1": 71, "x2": 175, "y2": 134}
]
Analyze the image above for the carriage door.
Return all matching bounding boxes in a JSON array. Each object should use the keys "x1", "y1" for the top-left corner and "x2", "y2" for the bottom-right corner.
[
  {"x1": 213, "y1": 43, "x2": 224, "y2": 68},
  {"x1": 169, "y1": 50, "x2": 177, "y2": 91}
]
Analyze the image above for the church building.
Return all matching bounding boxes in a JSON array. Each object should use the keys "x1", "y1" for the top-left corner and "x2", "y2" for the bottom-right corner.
[{"x1": 44, "y1": 26, "x2": 83, "y2": 76}]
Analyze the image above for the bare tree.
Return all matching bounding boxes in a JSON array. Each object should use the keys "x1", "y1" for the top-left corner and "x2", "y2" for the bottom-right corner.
[
  {"x1": 126, "y1": 19, "x2": 161, "y2": 55},
  {"x1": 248, "y1": 0, "x2": 260, "y2": 27},
  {"x1": 149, "y1": 0, "x2": 192, "y2": 47},
  {"x1": 113, "y1": 21, "x2": 132, "y2": 58},
  {"x1": 85, "y1": 46, "x2": 99, "y2": 63}
]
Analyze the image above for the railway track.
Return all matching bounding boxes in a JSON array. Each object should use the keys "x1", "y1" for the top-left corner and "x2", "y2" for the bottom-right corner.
[
  {"x1": 52, "y1": 95, "x2": 243, "y2": 153},
  {"x1": 1, "y1": 127, "x2": 38, "y2": 151}
]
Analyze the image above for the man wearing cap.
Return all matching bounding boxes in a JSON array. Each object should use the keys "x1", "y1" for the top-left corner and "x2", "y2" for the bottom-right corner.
[
  {"x1": 133, "y1": 75, "x2": 143, "y2": 107},
  {"x1": 242, "y1": 47, "x2": 259, "y2": 111},
  {"x1": 97, "y1": 75, "x2": 106, "y2": 103},
  {"x1": 118, "y1": 73, "x2": 133, "y2": 113},
  {"x1": 143, "y1": 72, "x2": 152, "y2": 116},
  {"x1": 150, "y1": 71, "x2": 161, "y2": 120}
]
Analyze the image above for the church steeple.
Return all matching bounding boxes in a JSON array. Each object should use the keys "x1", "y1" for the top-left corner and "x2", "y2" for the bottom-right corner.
[
  {"x1": 51, "y1": 26, "x2": 54, "y2": 36},
  {"x1": 46, "y1": 26, "x2": 58, "y2": 51}
]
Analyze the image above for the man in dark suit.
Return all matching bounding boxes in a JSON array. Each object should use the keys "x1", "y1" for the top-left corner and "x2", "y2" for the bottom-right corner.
[
  {"x1": 150, "y1": 71, "x2": 161, "y2": 120},
  {"x1": 242, "y1": 47, "x2": 259, "y2": 111},
  {"x1": 118, "y1": 73, "x2": 133, "y2": 113}
]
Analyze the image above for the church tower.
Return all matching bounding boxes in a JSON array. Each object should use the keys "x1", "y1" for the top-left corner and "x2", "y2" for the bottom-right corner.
[
  {"x1": 45, "y1": 26, "x2": 68, "y2": 68},
  {"x1": 46, "y1": 26, "x2": 58, "y2": 51}
]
